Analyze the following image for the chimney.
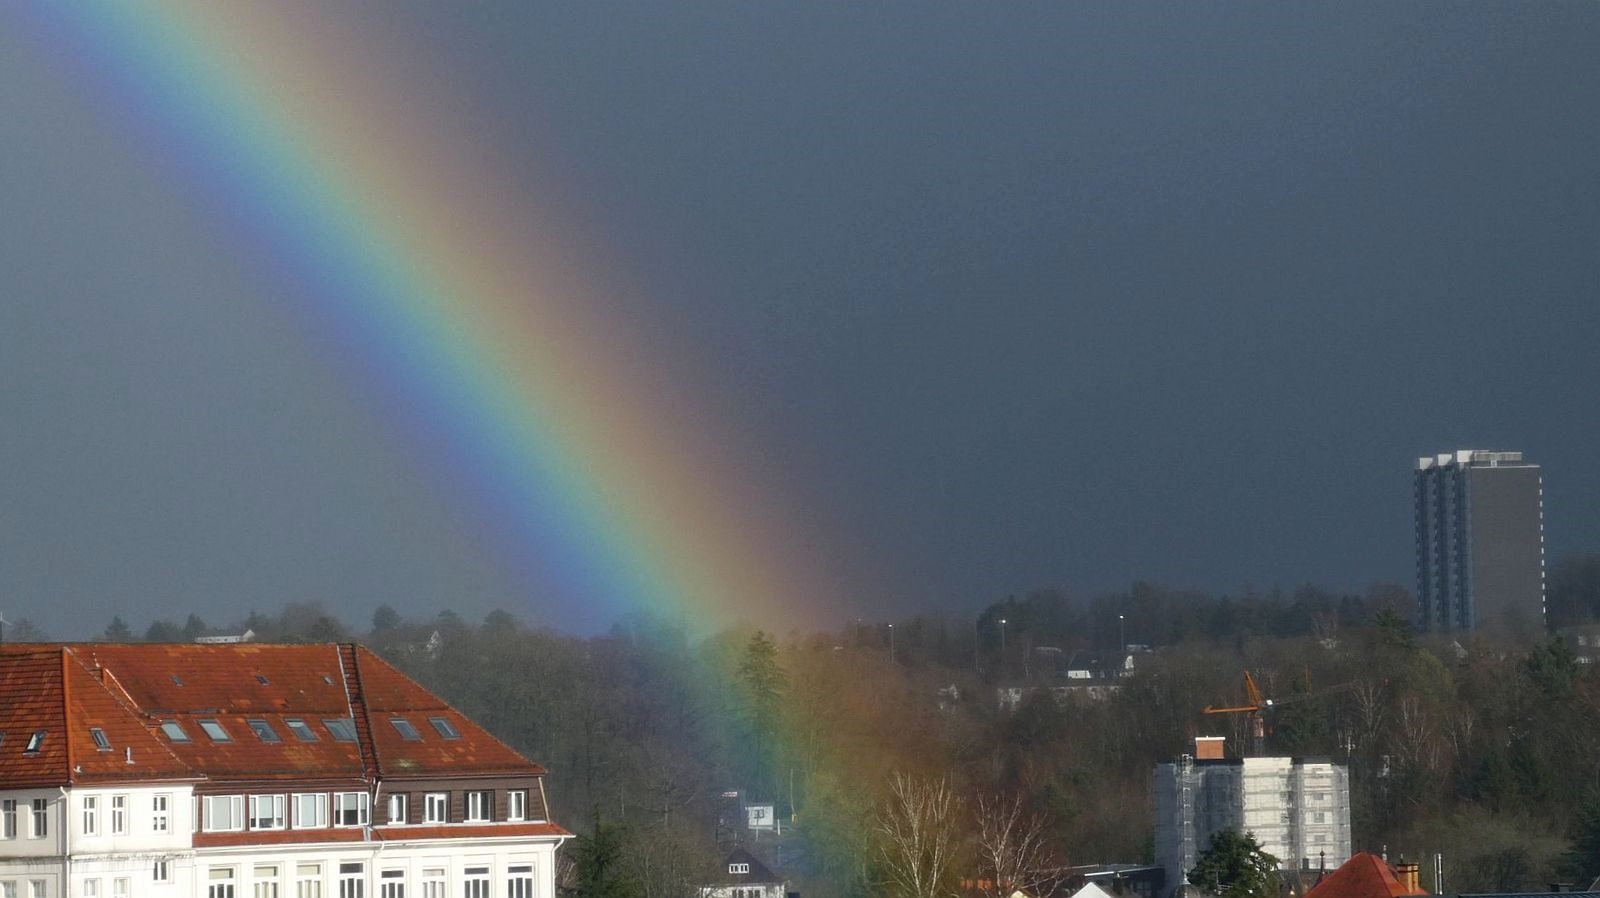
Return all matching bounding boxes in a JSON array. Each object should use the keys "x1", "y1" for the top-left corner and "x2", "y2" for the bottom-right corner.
[
  {"x1": 1194, "y1": 737, "x2": 1226, "y2": 760},
  {"x1": 1395, "y1": 863, "x2": 1421, "y2": 894}
]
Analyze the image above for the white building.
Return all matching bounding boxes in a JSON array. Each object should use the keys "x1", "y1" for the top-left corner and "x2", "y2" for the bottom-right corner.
[
  {"x1": 1154, "y1": 738, "x2": 1351, "y2": 892},
  {"x1": 0, "y1": 642, "x2": 568, "y2": 898},
  {"x1": 698, "y1": 849, "x2": 785, "y2": 898}
]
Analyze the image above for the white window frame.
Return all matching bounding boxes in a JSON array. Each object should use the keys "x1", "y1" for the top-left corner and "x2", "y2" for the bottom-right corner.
[
  {"x1": 203, "y1": 795, "x2": 245, "y2": 833},
  {"x1": 250, "y1": 794, "x2": 287, "y2": 830},
  {"x1": 82, "y1": 879, "x2": 99, "y2": 898},
  {"x1": 462, "y1": 867, "x2": 489, "y2": 898},
  {"x1": 111, "y1": 794, "x2": 128, "y2": 835},
  {"x1": 506, "y1": 790, "x2": 526, "y2": 822},
  {"x1": 3, "y1": 883, "x2": 16, "y2": 898},
  {"x1": 30, "y1": 799, "x2": 47, "y2": 839},
  {"x1": 295, "y1": 863, "x2": 323, "y2": 898},
  {"x1": 419, "y1": 869, "x2": 445, "y2": 898},
  {"x1": 154, "y1": 860, "x2": 172, "y2": 883},
  {"x1": 386, "y1": 793, "x2": 407, "y2": 826},
  {"x1": 294, "y1": 794, "x2": 329, "y2": 829},
  {"x1": 337, "y1": 861, "x2": 364, "y2": 898},
  {"x1": 152, "y1": 793, "x2": 170, "y2": 833},
  {"x1": 463, "y1": 790, "x2": 491, "y2": 823},
  {"x1": 333, "y1": 792, "x2": 369, "y2": 828},
  {"x1": 3, "y1": 798, "x2": 17, "y2": 839},
  {"x1": 209, "y1": 866, "x2": 237, "y2": 898},
  {"x1": 254, "y1": 864, "x2": 281, "y2": 898},
  {"x1": 507, "y1": 865, "x2": 535, "y2": 898},
  {"x1": 379, "y1": 870, "x2": 404, "y2": 898},
  {"x1": 730, "y1": 864, "x2": 750, "y2": 875},
  {"x1": 423, "y1": 793, "x2": 447, "y2": 824},
  {"x1": 82, "y1": 795, "x2": 100, "y2": 836},
  {"x1": 112, "y1": 878, "x2": 129, "y2": 898}
]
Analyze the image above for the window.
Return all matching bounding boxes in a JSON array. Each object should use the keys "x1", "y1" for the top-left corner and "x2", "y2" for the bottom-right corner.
[
  {"x1": 31, "y1": 883, "x2": 46, "y2": 898},
  {"x1": 154, "y1": 860, "x2": 172, "y2": 883},
  {"x1": 82, "y1": 879, "x2": 99, "y2": 898},
  {"x1": 112, "y1": 880, "x2": 129, "y2": 898},
  {"x1": 256, "y1": 675, "x2": 270, "y2": 685},
  {"x1": 423, "y1": 793, "x2": 448, "y2": 824},
  {"x1": 161, "y1": 721, "x2": 190, "y2": 742},
  {"x1": 506, "y1": 790, "x2": 527, "y2": 822},
  {"x1": 324, "y1": 719, "x2": 357, "y2": 742},
  {"x1": 507, "y1": 865, "x2": 534, "y2": 898},
  {"x1": 31, "y1": 798, "x2": 48, "y2": 839},
  {"x1": 462, "y1": 867, "x2": 489, "y2": 898},
  {"x1": 3, "y1": 884, "x2": 15, "y2": 898},
  {"x1": 248, "y1": 720, "x2": 281, "y2": 743},
  {"x1": 389, "y1": 718, "x2": 422, "y2": 741},
  {"x1": 204, "y1": 795, "x2": 245, "y2": 832},
  {"x1": 254, "y1": 865, "x2": 280, "y2": 898},
  {"x1": 285, "y1": 719, "x2": 318, "y2": 742},
  {"x1": 338, "y1": 862, "x2": 364, "y2": 898},
  {"x1": 729, "y1": 864, "x2": 750, "y2": 875},
  {"x1": 420, "y1": 869, "x2": 445, "y2": 898},
  {"x1": 153, "y1": 794, "x2": 170, "y2": 832},
  {"x1": 386, "y1": 793, "x2": 407, "y2": 825},
  {"x1": 333, "y1": 792, "x2": 369, "y2": 827},
  {"x1": 250, "y1": 795, "x2": 286, "y2": 830},
  {"x1": 296, "y1": 863, "x2": 323, "y2": 898},
  {"x1": 111, "y1": 794, "x2": 127, "y2": 835},
  {"x1": 428, "y1": 717, "x2": 459, "y2": 739},
  {"x1": 90, "y1": 727, "x2": 111, "y2": 751},
  {"x1": 83, "y1": 795, "x2": 101, "y2": 836},
  {"x1": 24, "y1": 731, "x2": 45, "y2": 754},
  {"x1": 1312, "y1": 811, "x2": 1327, "y2": 823},
  {"x1": 294, "y1": 794, "x2": 328, "y2": 829},
  {"x1": 3, "y1": 799, "x2": 15, "y2": 838},
  {"x1": 209, "y1": 867, "x2": 237, "y2": 898},
  {"x1": 198, "y1": 719, "x2": 232, "y2": 742},
  {"x1": 464, "y1": 790, "x2": 491, "y2": 822},
  {"x1": 379, "y1": 870, "x2": 405, "y2": 898}
]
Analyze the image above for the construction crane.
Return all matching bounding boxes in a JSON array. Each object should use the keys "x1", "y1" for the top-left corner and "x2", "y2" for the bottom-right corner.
[
  {"x1": 1201, "y1": 669, "x2": 1369, "y2": 757},
  {"x1": 1202, "y1": 670, "x2": 1270, "y2": 755}
]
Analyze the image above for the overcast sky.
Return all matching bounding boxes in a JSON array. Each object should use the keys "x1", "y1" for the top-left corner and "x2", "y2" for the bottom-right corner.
[{"x1": 3, "y1": 3, "x2": 1599, "y2": 637}]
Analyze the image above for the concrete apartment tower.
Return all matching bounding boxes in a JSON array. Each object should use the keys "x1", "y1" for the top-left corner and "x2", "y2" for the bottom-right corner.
[
  {"x1": 1154, "y1": 738, "x2": 1351, "y2": 892},
  {"x1": 1414, "y1": 449, "x2": 1545, "y2": 635}
]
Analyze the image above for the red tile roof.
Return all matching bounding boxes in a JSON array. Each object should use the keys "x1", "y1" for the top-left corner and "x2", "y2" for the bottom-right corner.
[
  {"x1": 0, "y1": 643, "x2": 544, "y2": 787},
  {"x1": 1304, "y1": 854, "x2": 1428, "y2": 898}
]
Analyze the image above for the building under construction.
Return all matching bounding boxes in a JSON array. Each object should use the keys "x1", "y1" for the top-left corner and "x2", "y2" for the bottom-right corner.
[{"x1": 1154, "y1": 737, "x2": 1352, "y2": 892}]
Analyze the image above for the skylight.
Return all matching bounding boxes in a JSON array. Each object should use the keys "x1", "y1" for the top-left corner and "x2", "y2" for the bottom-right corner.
[
  {"x1": 323, "y1": 718, "x2": 357, "y2": 742},
  {"x1": 170, "y1": 675, "x2": 184, "y2": 686},
  {"x1": 247, "y1": 719, "x2": 281, "y2": 743},
  {"x1": 197, "y1": 719, "x2": 231, "y2": 742},
  {"x1": 160, "y1": 721, "x2": 189, "y2": 742},
  {"x1": 390, "y1": 718, "x2": 422, "y2": 741},
  {"x1": 90, "y1": 727, "x2": 111, "y2": 751},
  {"x1": 255, "y1": 675, "x2": 270, "y2": 685},
  {"x1": 285, "y1": 719, "x2": 318, "y2": 742},
  {"x1": 24, "y1": 731, "x2": 46, "y2": 754},
  {"x1": 428, "y1": 716, "x2": 460, "y2": 740}
]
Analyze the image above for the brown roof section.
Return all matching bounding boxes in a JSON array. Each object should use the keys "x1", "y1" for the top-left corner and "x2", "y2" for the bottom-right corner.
[
  {"x1": 1, "y1": 643, "x2": 544, "y2": 787},
  {"x1": 1304, "y1": 854, "x2": 1428, "y2": 898},
  {"x1": 0, "y1": 647, "x2": 196, "y2": 787}
]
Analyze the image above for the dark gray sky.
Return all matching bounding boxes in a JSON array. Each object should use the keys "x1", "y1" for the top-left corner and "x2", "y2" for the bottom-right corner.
[{"x1": 4, "y1": 3, "x2": 1599, "y2": 637}]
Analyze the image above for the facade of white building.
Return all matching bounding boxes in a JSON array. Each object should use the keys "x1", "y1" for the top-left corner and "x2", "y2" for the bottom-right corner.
[
  {"x1": 0, "y1": 643, "x2": 568, "y2": 898},
  {"x1": 1154, "y1": 741, "x2": 1351, "y2": 891}
]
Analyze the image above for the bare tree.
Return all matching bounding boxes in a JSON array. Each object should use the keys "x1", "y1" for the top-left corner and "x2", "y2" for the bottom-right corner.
[
  {"x1": 975, "y1": 792, "x2": 1064, "y2": 898},
  {"x1": 876, "y1": 774, "x2": 962, "y2": 898}
]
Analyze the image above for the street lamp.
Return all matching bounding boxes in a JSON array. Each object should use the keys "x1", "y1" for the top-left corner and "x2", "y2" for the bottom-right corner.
[
  {"x1": 999, "y1": 618, "x2": 1007, "y2": 654},
  {"x1": 888, "y1": 623, "x2": 896, "y2": 664},
  {"x1": 1119, "y1": 614, "x2": 1126, "y2": 652}
]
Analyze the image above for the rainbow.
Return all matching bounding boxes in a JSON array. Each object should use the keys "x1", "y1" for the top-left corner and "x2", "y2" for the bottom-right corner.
[{"x1": 12, "y1": 3, "x2": 850, "y2": 633}]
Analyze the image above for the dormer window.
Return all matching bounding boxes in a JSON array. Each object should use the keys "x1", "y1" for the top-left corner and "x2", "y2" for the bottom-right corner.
[
  {"x1": 248, "y1": 719, "x2": 281, "y2": 743},
  {"x1": 389, "y1": 718, "x2": 422, "y2": 742},
  {"x1": 428, "y1": 716, "x2": 460, "y2": 739},
  {"x1": 323, "y1": 718, "x2": 357, "y2": 742},
  {"x1": 198, "y1": 720, "x2": 231, "y2": 742},
  {"x1": 24, "y1": 731, "x2": 46, "y2": 754},
  {"x1": 90, "y1": 728, "x2": 111, "y2": 751},
  {"x1": 729, "y1": 863, "x2": 749, "y2": 875},
  {"x1": 160, "y1": 721, "x2": 189, "y2": 742}
]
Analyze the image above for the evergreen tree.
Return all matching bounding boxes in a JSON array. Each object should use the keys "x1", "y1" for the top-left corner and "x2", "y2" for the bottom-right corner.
[
  {"x1": 736, "y1": 631, "x2": 786, "y2": 801},
  {"x1": 1188, "y1": 830, "x2": 1280, "y2": 898},
  {"x1": 100, "y1": 616, "x2": 134, "y2": 642},
  {"x1": 563, "y1": 818, "x2": 641, "y2": 898}
]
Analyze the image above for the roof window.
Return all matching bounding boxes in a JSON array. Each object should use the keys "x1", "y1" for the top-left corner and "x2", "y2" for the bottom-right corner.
[
  {"x1": 170, "y1": 675, "x2": 184, "y2": 686},
  {"x1": 322, "y1": 675, "x2": 335, "y2": 685},
  {"x1": 428, "y1": 716, "x2": 460, "y2": 740},
  {"x1": 255, "y1": 675, "x2": 270, "y2": 685},
  {"x1": 160, "y1": 720, "x2": 189, "y2": 742},
  {"x1": 24, "y1": 731, "x2": 46, "y2": 754},
  {"x1": 390, "y1": 718, "x2": 422, "y2": 741},
  {"x1": 198, "y1": 719, "x2": 231, "y2": 742},
  {"x1": 90, "y1": 727, "x2": 111, "y2": 751},
  {"x1": 323, "y1": 718, "x2": 357, "y2": 742},
  {"x1": 284, "y1": 718, "x2": 318, "y2": 742},
  {"x1": 248, "y1": 719, "x2": 281, "y2": 743}
]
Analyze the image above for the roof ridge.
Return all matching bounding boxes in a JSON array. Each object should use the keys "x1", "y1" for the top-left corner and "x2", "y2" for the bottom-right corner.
[{"x1": 343, "y1": 643, "x2": 382, "y2": 781}]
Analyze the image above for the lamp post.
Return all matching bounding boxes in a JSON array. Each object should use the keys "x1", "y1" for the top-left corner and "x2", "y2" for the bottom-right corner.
[
  {"x1": 1119, "y1": 614, "x2": 1126, "y2": 652},
  {"x1": 888, "y1": 623, "x2": 896, "y2": 664},
  {"x1": 999, "y1": 618, "x2": 1008, "y2": 654}
]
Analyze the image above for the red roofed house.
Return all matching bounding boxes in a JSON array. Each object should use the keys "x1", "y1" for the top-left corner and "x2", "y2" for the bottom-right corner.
[
  {"x1": 1302, "y1": 853, "x2": 1427, "y2": 898},
  {"x1": 0, "y1": 643, "x2": 568, "y2": 898}
]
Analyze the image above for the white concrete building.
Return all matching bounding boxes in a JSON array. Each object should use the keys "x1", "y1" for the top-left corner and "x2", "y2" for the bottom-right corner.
[
  {"x1": 1154, "y1": 739, "x2": 1351, "y2": 892},
  {"x1": 0, "y1": 643, "x2": 568, "y2": 898}
]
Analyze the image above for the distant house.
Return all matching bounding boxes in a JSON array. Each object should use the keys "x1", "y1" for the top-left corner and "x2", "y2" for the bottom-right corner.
[
  {"x1": 700, "y1": 847, "x2": 787, "y2": 898},
  {"x1": 1301, "y1": 853, "x2": 1427, "y2": 898}
]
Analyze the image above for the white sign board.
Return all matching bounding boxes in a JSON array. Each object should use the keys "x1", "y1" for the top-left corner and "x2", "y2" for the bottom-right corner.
[{"x1": 745, "y1": 804, "x2": 776, "y2": 831}]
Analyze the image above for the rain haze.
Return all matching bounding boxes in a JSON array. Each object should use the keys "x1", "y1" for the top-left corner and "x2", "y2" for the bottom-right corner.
[{"x1": 2, "y1": 3, "x2": 1599, "y2": 636}]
